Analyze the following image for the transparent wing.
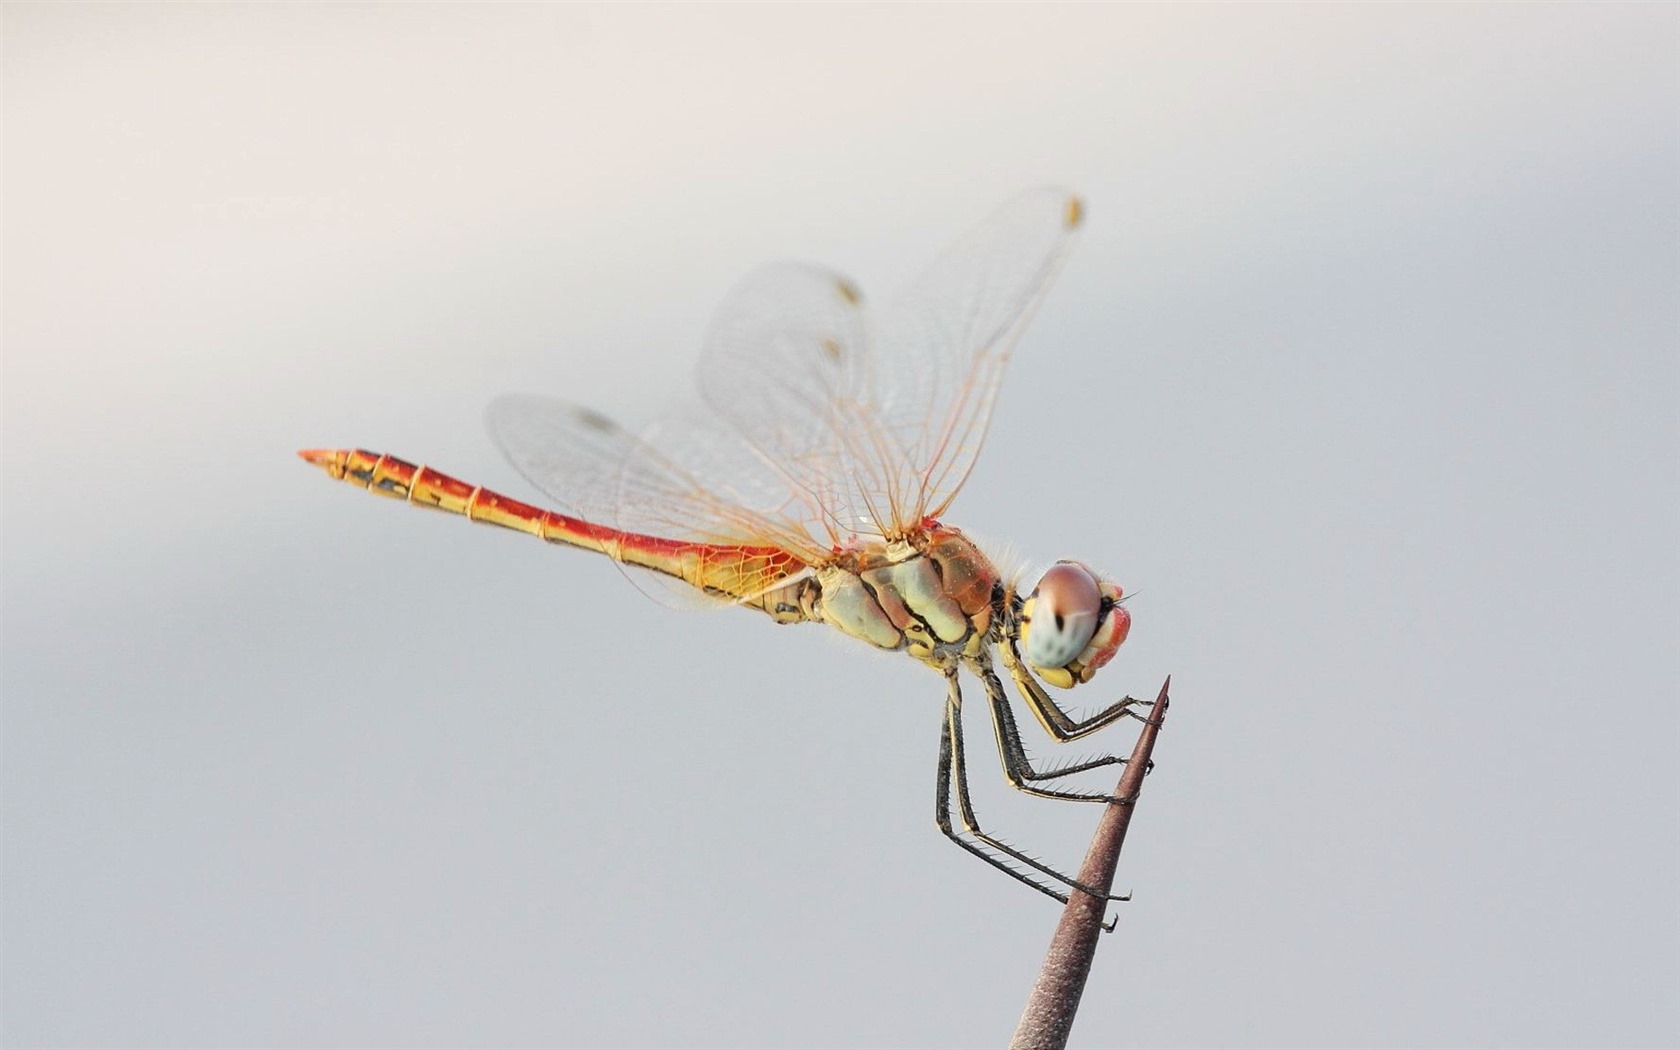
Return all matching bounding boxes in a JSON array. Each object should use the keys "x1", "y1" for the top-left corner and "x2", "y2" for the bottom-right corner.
[
  {"x1": 694, "y1": 261, "x2": 898, "y2": 543},
  {"x1": 486, "y1": 394, "x2": 827, "y2": 608},
  {"x1": 488, "y1": 188, "x2": 1082, "y2": 603},
  {"x1": 873, "y1": 188, "x2": 1083, "y2": 523},
  {"x1": 696, "y1": 188, "x2": 1083, "y2": 539}
]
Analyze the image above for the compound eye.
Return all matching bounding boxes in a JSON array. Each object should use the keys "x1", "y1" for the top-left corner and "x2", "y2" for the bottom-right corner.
[{"x1": 1023, "y1": 562, "x2": 1103, "y2": 669}]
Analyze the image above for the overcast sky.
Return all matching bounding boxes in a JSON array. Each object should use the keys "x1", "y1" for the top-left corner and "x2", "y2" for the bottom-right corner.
[{"x1": 5, "y1": 4, "x2": 1676, "y2": 1047}]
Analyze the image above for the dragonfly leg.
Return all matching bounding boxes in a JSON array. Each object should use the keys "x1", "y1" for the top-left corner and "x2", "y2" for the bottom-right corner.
[
  {"x1": 936, "y1": 668, "x2": 1131, "y2": 906},
  {"x1": 973, "y1": 655, "x2": 1129, "y2": 804},
  {"x1": 1000, "y1": 634, "x2": 1153, "y2": 742}
]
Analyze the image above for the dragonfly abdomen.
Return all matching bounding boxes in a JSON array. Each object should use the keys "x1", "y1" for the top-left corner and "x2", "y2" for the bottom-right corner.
[
  {"x1": 298, "y1": 449, "x2": 811, "y2": 614},
  {"x1": 300, "y1": 447, "x2": 616, "y2": 547}
]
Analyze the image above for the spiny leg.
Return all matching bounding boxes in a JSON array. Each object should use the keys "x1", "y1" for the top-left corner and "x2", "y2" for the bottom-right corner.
[
  {"x1": 935, "y1": 667, "x2": 1130, "y2": 906},
  {"x1": 973, "y1": 655, "x2": 1129, "y2": 804},
  {"x1": 1000, "y1": 632, "x2": 1152, "y2": 743},
  {"x1": 936, "y1": 673, "x2": 1076, "y2": 905}
]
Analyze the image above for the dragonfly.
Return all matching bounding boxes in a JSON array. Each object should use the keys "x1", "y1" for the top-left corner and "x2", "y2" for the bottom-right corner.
[{"x1": 299, "y1": 189, "x2": 1147, "y2": 909}]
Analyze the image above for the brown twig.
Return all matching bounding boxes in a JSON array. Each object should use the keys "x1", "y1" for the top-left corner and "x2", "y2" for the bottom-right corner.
[{"x1": 1008, "y1": 676, "x2": 1171, "y2": 1050}]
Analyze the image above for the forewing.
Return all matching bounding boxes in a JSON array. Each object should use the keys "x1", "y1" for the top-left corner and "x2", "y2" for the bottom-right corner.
[
  {"x1": 872, "y1": 188, "x2": 1083, "y2": 524},
  {"x1": 693, "y1": 190, "x2": 1082, "y2": 541}
]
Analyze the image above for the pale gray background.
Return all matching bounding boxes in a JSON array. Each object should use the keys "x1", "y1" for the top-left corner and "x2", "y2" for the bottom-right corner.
[{"x1": 4, "y1": 4, "x2": 1676, "y2": 1048}]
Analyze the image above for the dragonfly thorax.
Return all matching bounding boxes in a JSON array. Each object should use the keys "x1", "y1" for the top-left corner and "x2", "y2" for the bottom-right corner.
[{"x1": 810, "y1": 525, "x2": 1000, "y2": 665}]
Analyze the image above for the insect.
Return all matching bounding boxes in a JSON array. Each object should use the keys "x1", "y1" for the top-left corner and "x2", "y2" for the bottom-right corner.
[{"x1": 300, "y1": 189, "x2": 1146, "y2": 907}]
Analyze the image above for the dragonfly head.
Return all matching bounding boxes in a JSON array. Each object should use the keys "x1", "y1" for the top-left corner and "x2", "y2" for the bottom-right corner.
[{"x1": 1017, "y1": 561, "x2": 1130, "y2": 689}]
